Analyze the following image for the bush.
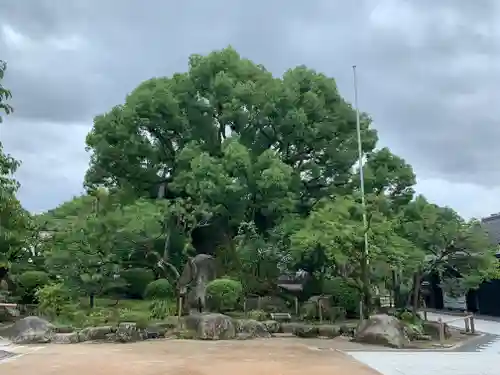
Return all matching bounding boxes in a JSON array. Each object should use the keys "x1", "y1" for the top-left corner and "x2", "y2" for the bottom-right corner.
[
  {"x1": 322, "y1": 277, "x2": 361, "y2": 318},
  {"x1": 121, "y1": 268, "x2": 155, "y2": 298},
  {"x1": 35, "y1": 283, "x2": 72, "y2": 318},
  {"x1": 206, "y1": 278, "x2": 242, "y2": 313},
  {"x1": 18, "y1": 271, "x2": 50, "y2": 303},
  {"x1": 144, "y1": 279, "x2": 173, "y2": 300},
  {"x1": 118, "y1": 308, "x2": 150, "y2": 329},
  {"x1": 247, "y1": 309, "x2": 268, "y2": 321},
  {"x1": 149, "y1": 299, "x2": 169, "y2": 320}
]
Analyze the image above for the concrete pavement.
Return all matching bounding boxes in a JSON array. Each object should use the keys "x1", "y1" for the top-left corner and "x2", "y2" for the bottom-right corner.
[{"x1": 347, "y1": 312, "x2": 500, "y2": 375}]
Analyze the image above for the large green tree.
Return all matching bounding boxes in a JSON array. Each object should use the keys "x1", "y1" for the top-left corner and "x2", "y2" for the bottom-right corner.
[
  {"x1": 0, "y1": 60, "x2": 30, "y2": 286},
  {"x1": 84, "y1": 47, "x2": 381, "y2": 257},
  {"x1": 399, "y1": 195, "x2": 499, "y2": 313},
  {"x1": 81, "y1": 47, "x2": 439, "y2": 305},
  {"x1": 291, "y1": 194, "x2": 423, "y2": 316}
]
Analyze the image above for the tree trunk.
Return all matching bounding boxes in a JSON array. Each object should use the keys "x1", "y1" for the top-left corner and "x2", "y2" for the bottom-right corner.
[
  {"x1": 392, "y1": 269, "x2": 402, "y2": 308},
  {"x1": 412, "y1": 272, "x2": 422, "y2": 318},
  {"x1": 360, "y1": 252, "x2": 371, "y2": 319},
  {"x1": 89, "y1": 294, "x2": 95, "y2": 309}
]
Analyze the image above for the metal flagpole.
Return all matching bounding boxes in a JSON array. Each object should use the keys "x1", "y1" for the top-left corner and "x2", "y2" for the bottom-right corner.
[
  {"x1": 352, "y1": 65, "x2": 370, "y2": 318},
  {"x1": 352, "y1": 65, "x2": 369, "y2": 260}
]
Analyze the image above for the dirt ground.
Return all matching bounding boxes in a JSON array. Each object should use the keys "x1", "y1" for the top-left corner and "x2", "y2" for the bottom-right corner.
[{"x1": 1, "y1": 338, "x2": 380, "y2": 375}]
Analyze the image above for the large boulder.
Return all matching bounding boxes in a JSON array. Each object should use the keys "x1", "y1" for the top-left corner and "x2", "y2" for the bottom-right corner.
[
  {"x1": 52, "y1": 332, "x2": 80, "y2": 344},
  {"x1": 183, "y1": 313, "x2": 236, "y2": 340},
  {"x1": 292, "y1": 324, "x2": 320, "y2": 338},
  {"x1": 178, "y1": 254, "x2": 217, "y2": 313},
  {"x1": 10, "y1": 316, "x2": 55, "y2": 344},
  {"x1": 354, "y1": 314, "x2": 410, "y2": 348},
  {"x1": 235, "y1": 319, "x2": 271, "y2": 339},
  {"x1": 281, "y1": 322, "x2": 301, "y2": 334},
  {"x1": 318, "y1": 324, "x2": 341, "y2": 338},
  {"x1": 262, "y1": 320, "x2": 281, "y2": 334},
  {"x1": 114, "y1": 322, "x2": 143, "y2": 343},
  {"x1": 78, "y1": 325, "x2": 114, "y2": 342}
]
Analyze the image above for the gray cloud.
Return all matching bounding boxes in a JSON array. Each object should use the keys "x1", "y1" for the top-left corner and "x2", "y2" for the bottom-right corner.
[{"x1": 1, "y1": 0, "x2": 500, "y2": 217}]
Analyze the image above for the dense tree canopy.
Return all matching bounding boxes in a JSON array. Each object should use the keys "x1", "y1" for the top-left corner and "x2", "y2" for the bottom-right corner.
[
  {"x1": 1, "y1": 49, "x2": 498, "y2": 319},
  {"x1": 0, "y1": 60, "x2": 30, "y2": 285}
]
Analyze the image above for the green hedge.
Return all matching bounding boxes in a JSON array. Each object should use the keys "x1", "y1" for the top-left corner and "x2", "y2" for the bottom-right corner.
[
  {"x1": 206, "y1": 278, "x2": 242, "y2": 313},
  {"x1": 144, "y1": 279, "x2": 173, "y2": 300},
  {"x1": 121, "y1": 268, "x2": 155, "y2": 298}
]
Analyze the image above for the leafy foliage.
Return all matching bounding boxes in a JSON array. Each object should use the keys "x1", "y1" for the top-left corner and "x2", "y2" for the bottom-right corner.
[
  {"x1": 1, "y1": 49, "x2": 498, "y2": 324},
  {"x1": 149, "y1": 299, "x2": 169, "y2": 320},
  {"x1": 206, "y1": 278, "x2": 243, "y2": 312},
  {"x1": 323, "y1": 277, "x2": 361, "y2": 317},
  {"x1": 121, "y1": 268, "x2": 155, "y2": 299},
  {"x1": 17, "y1": 271, "x2": 50, "y2": 303},
  {"x1": 36, "y1": 283, "x2": 73, "y2": 318},
  {"x1": 143, "y1": 279, "x2": 173, "y2": 300}
]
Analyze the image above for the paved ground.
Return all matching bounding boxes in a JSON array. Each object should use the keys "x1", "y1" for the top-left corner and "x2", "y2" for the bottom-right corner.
[
  {"x1": 348, "y1": 312, "x2": 500, "y2": 375},
  {"x1": 3, "y1": 311, "x2": 499, "y2": 374},
  {"x1": 0, "y1": 338, "x2": 380, "y2": 375}
]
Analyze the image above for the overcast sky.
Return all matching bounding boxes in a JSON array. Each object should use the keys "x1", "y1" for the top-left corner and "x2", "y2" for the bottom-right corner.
[{"x1": 1, "y1": 0, "x2": 500, "y2": 219}]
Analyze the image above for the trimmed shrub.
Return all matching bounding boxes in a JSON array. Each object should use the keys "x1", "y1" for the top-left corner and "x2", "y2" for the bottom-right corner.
[
  {"x1": 247, "y1": 309, "x2": 268, "y2": 321},
  {"x1": 36, "y1": 283, "x2": 72, "y2": 318},
  {"x1": 206, "y1": 278, "x2": 242, "y2": 313},
  {"x1": 122, "y1": 268, "x2": 155, "y2": 298},
  {"x1": 144, "y1": 279, "x2": 173, "y2": 300},
  {"x1": 322, "y1": 277, "x2": 361, "y2": 318},
  {"x1": 18, "y1": 271, "x2": 50, "y2": 303}
]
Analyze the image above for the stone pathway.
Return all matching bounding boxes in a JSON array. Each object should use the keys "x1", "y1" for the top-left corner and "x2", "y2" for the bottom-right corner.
[
  {"x1": 347, "y1": 312, "x2": 500, "y2": 375},
  {"x1": 0, "y1": 336, "x2": 46, "y2": 364}
]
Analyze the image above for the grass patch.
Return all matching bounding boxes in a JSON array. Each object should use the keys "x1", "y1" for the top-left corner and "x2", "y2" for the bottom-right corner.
[{"x1": 51, "y1": 297, "x2": 177, "y2": 329}]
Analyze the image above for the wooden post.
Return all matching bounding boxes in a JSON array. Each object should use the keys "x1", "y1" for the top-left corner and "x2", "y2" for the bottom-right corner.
[
  {"x1": 438, "y1": 317, "x2": 444, "y2": 344},
  {"x1": 464, "y1": 311, "x2": 470, "y2": 333},
  {"x1": 359, "y1": 300, "x2": 364, "y2": 322},
  {"x1": 318, "y1": 300, "x2": 323, "y2": 323},
  {"x1": 177, "y1": 296, "x2": 183, "y2": 327},
  {"x1": 294, "y1": 296, "x2": 299, "y2": 316},
  {"x1": 470, "y1": 314, "x2": 475, "y2": 334},
  {"x1": 243, "y1": 298, "x2": 247, "y2": 314},
  {"x1": 257, "y1": 296, "x2": 262, "y2": 310}
]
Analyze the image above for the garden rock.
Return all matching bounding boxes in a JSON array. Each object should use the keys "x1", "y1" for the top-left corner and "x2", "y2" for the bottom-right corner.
[
  {"x1": 156, "y1": 318, "x2": 178, "y2": 330},
  {"x1": 165, "y1": 328, "x2": 197, "y2": 339},
  {"x1": 281, "y1": 322, "x2": 300, "y2": 334},
  {"x1": 339, "y1": 324, "x2": 356, "y2": 337},
  {"x1": 354, "y1": 314, "x2": 410, "y2": 348},
  {"x1": 78, "y1": 325, "x2": 114, "y2": 342},
  {"x1": 262, "y1": 320, "x2": 281, "y2": 334},
  {"x1": 318, "y1": 325, "x2": 340, "y2": 338},
  {"x1": 145, "y1": 323, "x2": 167, "y2": 339},
  {"x1": 235, "y1": 319, "x2": 271, "y2": 338},
  {"x1": 292, "y1": 324, "x2": 320, "y2": 338},
  {"x1": 184, "y1": 313, "x2": 236, "y2": 340},
  {"x1": 0, "y1": 305, "x2": 18, "y2": 322},
  {"x1": 114, "y1": 322, "x2": 143, "y2": 343},
  {"x1": 52, "y1": 332, "x2": 80, "y2": 344},
  {"x1": 10, "y1": 316, "x2": 55, "y2": 344},
  {"x1": 53, "y1": 325, "x2": 75, "y2": 334}
]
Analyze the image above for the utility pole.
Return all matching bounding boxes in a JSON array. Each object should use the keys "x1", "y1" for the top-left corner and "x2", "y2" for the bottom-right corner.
[{"x1": 352, "y1": 65, "x2": 370, "y2": 318}]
